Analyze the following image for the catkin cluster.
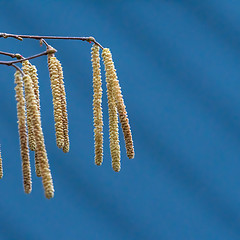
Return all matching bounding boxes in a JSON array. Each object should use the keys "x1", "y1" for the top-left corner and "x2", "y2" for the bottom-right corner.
[
  {"x1": 103, "y1": 49, "x2": 135, "y2": 159},
  {"x1": 11, "y1": 51, "x2": 70, "y2": 198},
  {"x1": 12, "y1": 58, "x2": 58, "y2": 198},
  {"x1": 91, "y1": 45, "x2": 135, "y2": 172},
  {"x1": 22, "y1": 72, "x2": 54, "y2": 199},
  {"x1": 3, "y1": 40, "x2": 135, "y2": 198}
]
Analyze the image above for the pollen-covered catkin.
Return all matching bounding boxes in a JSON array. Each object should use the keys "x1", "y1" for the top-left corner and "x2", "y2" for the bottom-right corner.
[
  {"x1": 0, "y1": 148, "x2": 3, "y2": 179},
  {"x1": 56, "y1": 59, "x2": 70, "y2": 153},
  {"x1": 15, "y1": 71, "x2": 32, "y2": 194},
  {"x1": 22, "y1": 60, "x2": 36, "y2": 151},
  {"x1": 102, "y1": 49, "x2": 121, "y2": 172},
  {"x1": 91, "y1": 44, "x2": 103, "y2": 166},
  {"x1": 23, "y1": 74, "x2": 54, "y2": 199},
  {"x1": 28, "y1": 64, "x2": 41, "y2": 176},
  {"x1": 102, "y1": 48, "x2": 134, "y2": 159},
  {"x1": 48, "y1": 56, "x2": 64, "y2": 149}
]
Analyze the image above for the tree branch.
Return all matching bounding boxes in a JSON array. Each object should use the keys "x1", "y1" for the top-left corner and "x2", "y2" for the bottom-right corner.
[
  {"x1": 0, "y1": 33, "x2": 104, "y2": 73},
  {"x1": 0, "y1": 32, "x2": 104, "y2": 49},
  {"x1": 12, "y1": 64, "x2": 24, "y2": 75},
  {"x1": 0, "y1": 48, "x2": 57, "y2": 66},
  {"x1": 0, "y1": 51, "x2": 18, "y2": 58}
]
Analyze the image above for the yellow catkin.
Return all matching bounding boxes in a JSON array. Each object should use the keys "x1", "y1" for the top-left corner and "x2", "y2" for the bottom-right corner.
[
  {"x1": 28, "y1": 64, "x2": 41, "y2": 176},
  {"x1": 14, "y1": 71, "x2": 32, "y2": 194},
  {"x1": 0, "y1": 148, "x2": 3, "y2": 179},
  {"x1": 22, "y1": 60, "x2": 36, "y2": 151},
  {"x1": 48, "y1": 56, "x2": 64, "y2": 149},
  {"x1": 91, "y1": 44, "x2": 103, "y2": 166},
  {"x1": 23, "y1": 74, "x2": 54, "y2": 199},
  {"x1": 102, "y1": 48, "x2": 134, "y2": 159},
  {"x1": 56, "y1": 59, "x2": 70, "y2": 153},
  {"x1": 102, "y1": 49, "x2": 121, "y2": 172}
]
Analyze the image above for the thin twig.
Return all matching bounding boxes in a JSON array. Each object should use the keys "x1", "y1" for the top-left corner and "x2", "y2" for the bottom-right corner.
[
  {"x1": 0, "y1": 50, "x2": 53, "y2": 66},
  {"x1": 0, "y1": 51, "x2": 23, "y2": 59},
  {"x1": 0, "y1": 33, "x2": 104, "y2": 49},
  {"x1": 40, "y1": 38, "x2": 50, "y2": 48},
  {"x1": 12, "y1": 64, "x2": 24, "y2": 75},
  {"x1": 0, "y1": 51, "x2": 16, "y2": 58}
]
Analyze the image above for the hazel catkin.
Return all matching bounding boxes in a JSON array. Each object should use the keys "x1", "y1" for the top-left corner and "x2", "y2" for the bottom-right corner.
[
  {"x1": 28, "y1": 63, "x2": 42, "y2": 176},
  {"x1": 14, "y1": 70, "x2": 32, "y2": 194},
  {"x1": 23, "y1": 73, "x2": 54, "y2": 199},
  {"x1": 102, "y1": 49, "x2": 121, "y2": 172},
  {"x1": 55, "y1": 58, "x2": 70, "y2": 153},
  {"x1": 22, "y1": 60, "x2": 36, "y2": 152},
  {"x1": 91, "y1": 44, "x2": 103, "y2": 166},
  {"x1": 102, "y1": 48, "x2": 134, "y2": 160},
  {"x1": 48, "y1": 56, "x2": 65, "y2": 149}
]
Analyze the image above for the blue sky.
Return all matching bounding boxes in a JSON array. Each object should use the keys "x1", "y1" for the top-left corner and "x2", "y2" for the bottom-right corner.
[{"x1": 0, "y1": 1, "x2": 240, "y2": 239}]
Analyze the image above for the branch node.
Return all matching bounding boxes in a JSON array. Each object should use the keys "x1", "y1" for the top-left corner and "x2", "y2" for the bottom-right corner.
[
  {"x1": 46, "y1": 45, "x2": 57, "y2": 54},
  {"x1": 16, "y1": 36, "x2": 23, "y2": 41},
  {"x1": 87, "y1": 36, "x2": 96, "y2": 43},
  {"x1": 15, "y1": 53, "x2": 23, "y2": 59},
  {"x1": 2, "y1": 33, "x2": 8, "y2": 39}
]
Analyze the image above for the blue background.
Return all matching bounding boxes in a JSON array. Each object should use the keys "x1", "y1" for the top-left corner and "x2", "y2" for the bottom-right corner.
[{"x1": 0, "y1": 0, "x2": 240, "y2": 239}]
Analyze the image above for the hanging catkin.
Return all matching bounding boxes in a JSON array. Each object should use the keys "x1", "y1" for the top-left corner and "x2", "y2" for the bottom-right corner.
[
  {"x1": 91, "y1": 44, "x2": 103, "y2": 166},
  {"x1": 102, "y1": 48, "x2": 134, "y2": 159},
  {"x1": 22, "y1": 60, "x2": 36, "y2": 152},
  {"x1": 55, "y1": 59, "x2": 70, "y2": 153},
  {"x1": 48, "y1": 56, "x2": 65, "y2": 149},
  {"x1": 28, "y1": 64, "x2": 41, "y2": 177},
  {"x1": 23, "y1": 74, "x2": 54, "y2": 199},
  {"x1": 14, "y1": 70, "x2": 32, "y2": 194},
  {"x1": 102, "y1": 49, "x2": 121, "y2": 172},
  {"x1": 0, "y1": 147, "x2": 3, "y2": 179}
]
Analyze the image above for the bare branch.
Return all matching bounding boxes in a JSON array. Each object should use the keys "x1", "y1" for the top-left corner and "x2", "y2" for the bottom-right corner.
[
  {"x1": 0, "y1": 33, "x2": 104, "y2": 49},
  {"x1": 0, "y1": 49, "x2": 55, "y2": 66},
  {"x1": 12, "y1": 64, "x2": 24, "y2": 75},
  {"x1": 0, "y1": 51, "x2": 22, "y2": 59}
]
